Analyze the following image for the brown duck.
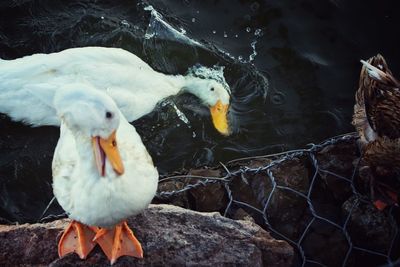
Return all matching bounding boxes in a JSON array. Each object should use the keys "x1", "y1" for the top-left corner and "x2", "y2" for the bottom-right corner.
[{"x1": 352, "y1": 54, "x2": 400, "y2": 210}]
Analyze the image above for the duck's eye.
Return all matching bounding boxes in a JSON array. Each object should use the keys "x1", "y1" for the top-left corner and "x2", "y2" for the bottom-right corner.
[
  {"x1": 105, "y1": 111, "x2": 113, "y2": 119},
  {"x1": 210, "y1": 87, "x2": 215, "y2": 91},
  {"x1": 112, "y1": 140, "x2": 117, "y2": 147}
]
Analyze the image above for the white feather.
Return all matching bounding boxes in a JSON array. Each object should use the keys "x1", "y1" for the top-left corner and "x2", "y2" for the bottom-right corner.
[
  {"x1": 360, "y1": 59, "x2": 383, "y2": 81},
  {"x1": 0, "y1": 47, "x2": 230, "y2": 126},
  {"x1": 52, "y1": 84, "x2": 158, "y2": 227}
]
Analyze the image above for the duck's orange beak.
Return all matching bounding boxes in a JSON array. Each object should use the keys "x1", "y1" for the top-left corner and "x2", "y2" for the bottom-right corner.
[
  {"x1": 210, "y1": 100, "x2": 230, "y2": 136},
  {"x1": 92, "y1": 130, "x2": 124, "y2": 176}
]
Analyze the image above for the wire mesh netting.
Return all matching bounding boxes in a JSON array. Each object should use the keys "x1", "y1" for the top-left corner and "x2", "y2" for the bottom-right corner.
[
  {"x1": 154, "y1": 133, "x2": 400, "y2": 267},
  {"x1": 39, "y1": 133, "x2": 400, "y2": 267}
]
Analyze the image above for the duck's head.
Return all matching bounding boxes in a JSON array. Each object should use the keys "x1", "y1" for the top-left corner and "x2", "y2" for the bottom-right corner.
[
  {"x1": 183, "y1": 78, "x2": 231, "y2": 136},
  {"x1": 54, "y1": 83, "x2": 124, "y2": 177}
]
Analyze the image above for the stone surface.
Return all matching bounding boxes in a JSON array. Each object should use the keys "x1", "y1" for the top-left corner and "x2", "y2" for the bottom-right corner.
[
  {"x1": 155, "y1": 168, "x2": 228, "y2": 213},
  {"x1": 316, "y1": 139, "x2": 359, "y2": 203},
  {"x1": 155, "y1": 135, "x2": 400, "y2": 266},
  {"x1": 342, "y1": 196, "x2": 396, "y2": 253},
  {"x1": 0, "y1": 204, "x2": 293, "y2": 267}
]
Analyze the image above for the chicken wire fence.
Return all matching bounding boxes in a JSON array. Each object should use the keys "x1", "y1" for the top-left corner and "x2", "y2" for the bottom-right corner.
[
  {"x1": 155, "y1": 133, "x2": 400, "y2": 267},
  {"x1": 39, "y1": 133, "x2": 400, "y2": 267}
]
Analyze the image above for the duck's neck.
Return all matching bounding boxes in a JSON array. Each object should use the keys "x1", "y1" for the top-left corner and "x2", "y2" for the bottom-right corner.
[
  {"x1": 70, "y1": 129, "x2": 99, "y2": 176},
  {"x1": 171, "y1": 75, "x2": 207, "y2": 100}
]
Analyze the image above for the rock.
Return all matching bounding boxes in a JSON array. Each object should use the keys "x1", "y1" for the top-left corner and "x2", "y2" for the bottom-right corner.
[
  {"x1": 316, "y1": 138, "x2": 359, "y2": 203},
  {"x1": 261, "y1": 157, "x2": 312, "y2": 240},
  {"x1": 186, "y1": 168, "x2": 228, "y2": 212},
  {"x1": 155, "y1": 167, "x2": 229, "y2": 213},
  {"x1": 155, "y1": 177, "x2": 192, "y2": 208},
  {"x1": 342, "y1": 196, "x2": 396, "y2": 253},
  {"x1": 0, "y1": 204, "x2": 293, "y2": 267},
  {"x1": 155, "y1": 135, "x2": 400, "y2": 266},
  {"x1": 232, "y1": 208, "x2": 256, "y2": 223}
]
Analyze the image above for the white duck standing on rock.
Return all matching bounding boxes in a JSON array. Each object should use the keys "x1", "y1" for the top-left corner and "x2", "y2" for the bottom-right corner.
[
  {"x1": 51, "y1": 83, "x2": 158, "y2": 264},
  {"x1": 0, "y1": 46, "x2": 231, "y2": 135}
]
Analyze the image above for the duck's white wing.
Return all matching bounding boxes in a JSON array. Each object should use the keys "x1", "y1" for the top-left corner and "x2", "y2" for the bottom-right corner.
[
  {"x1": 0, "y1": 47, "x2": 165, "y2": 125},
  {"x1": 0, "y1": 79, "x2": 65, "y2": 126},
  {"x1": 0, "y1": 52, "x2": 65, "y2": 125}
]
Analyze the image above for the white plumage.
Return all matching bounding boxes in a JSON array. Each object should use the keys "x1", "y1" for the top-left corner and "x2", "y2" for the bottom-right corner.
[
  {"x1": 52, "y1": 83, "x2": 158, "y2": 228},
  {"x1": 0, "y1": 47, "x2": 230, "y2": 133}
]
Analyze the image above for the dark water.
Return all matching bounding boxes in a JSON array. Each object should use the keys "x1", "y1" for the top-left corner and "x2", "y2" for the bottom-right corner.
[
  {"x1": 0, "y1": 0, "x2": 398, "y2": 230},
  {"x1": 1, "y1": 0, "x2": 399, "y2": 170}
]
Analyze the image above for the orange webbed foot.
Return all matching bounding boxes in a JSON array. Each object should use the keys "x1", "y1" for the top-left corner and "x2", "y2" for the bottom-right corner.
[
  {"x1": 58, "y1": 220, "x2": 97, "y2": 259},
  {"x1": 373, "y1": 199, "x2": 388, "y2": 211},
  {"x1": 94, "y1": 221, "x2": 143, "y2": 265},
  {"x1": 373, "y1": 185, "x2": 399, "y2": 211}
]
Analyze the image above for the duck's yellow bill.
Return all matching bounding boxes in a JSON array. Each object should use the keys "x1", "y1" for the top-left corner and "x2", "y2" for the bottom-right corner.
[
  {"x1": 92, "y1": 130, "x2": 124, "y2": 176},
  {"x1": 210, "y1": 100, "x2": 230, "y2": 136}
]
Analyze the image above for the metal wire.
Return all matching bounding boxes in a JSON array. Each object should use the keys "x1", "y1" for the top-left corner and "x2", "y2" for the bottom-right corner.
[
  {"x1": 37, "y1": 132, "x2": 399, "y2": 266},
  {"x1": 156, "y1": 132, "x2": 400, "y2": 267}
]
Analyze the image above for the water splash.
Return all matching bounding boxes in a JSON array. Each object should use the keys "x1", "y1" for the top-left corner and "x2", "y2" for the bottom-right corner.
[
  {"x1": 144, "y1": 31, "x2": 155, "y2": 39},
  {"x1": 120, "y1": 19, "x2": 130, "y2": 27},
  {"x1": 254, "y1": 28, "x2": 262, "y2": 36},
  {"x1": 160, "y1": 99, "x2": 192, "y2": 127},
  {"x1": 236, "y1": 28, "x2": 262, "y2": 63},
  {"x1": 248, "y1": 40, "x2": 257, "y2": 62},
  {"x1": 186, "y1": 64, "x2": 231, "y2": 93},
  {"x1": 143, "y1": 5, "x2": 202, "y2": 47},
  {"x1": 172, "y1": 102, "x2": 190, "y2": 126},
  {"x1": 217, "y1": 28, "x2": 262, "y2": 64}
]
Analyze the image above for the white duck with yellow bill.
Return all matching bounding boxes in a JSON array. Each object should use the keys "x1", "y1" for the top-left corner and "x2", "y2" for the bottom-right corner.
[
  {"x1": 52, "y1": 83, "x2": 158, "y2": 264},
  {"x1": 0, "y1": 47, "x2": 231, "y2": 135}
]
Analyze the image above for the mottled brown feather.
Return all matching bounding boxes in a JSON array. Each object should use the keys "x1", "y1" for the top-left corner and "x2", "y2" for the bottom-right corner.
[
  {"x1": 362, "y1": 55, "x2": 400, "y2": 139},
  {"x1": 353, "y1": 54, "x2": 400, "y2": 202},
  {"x1": 353, "y1": 54, "x2": 400, "y2": 144}
]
